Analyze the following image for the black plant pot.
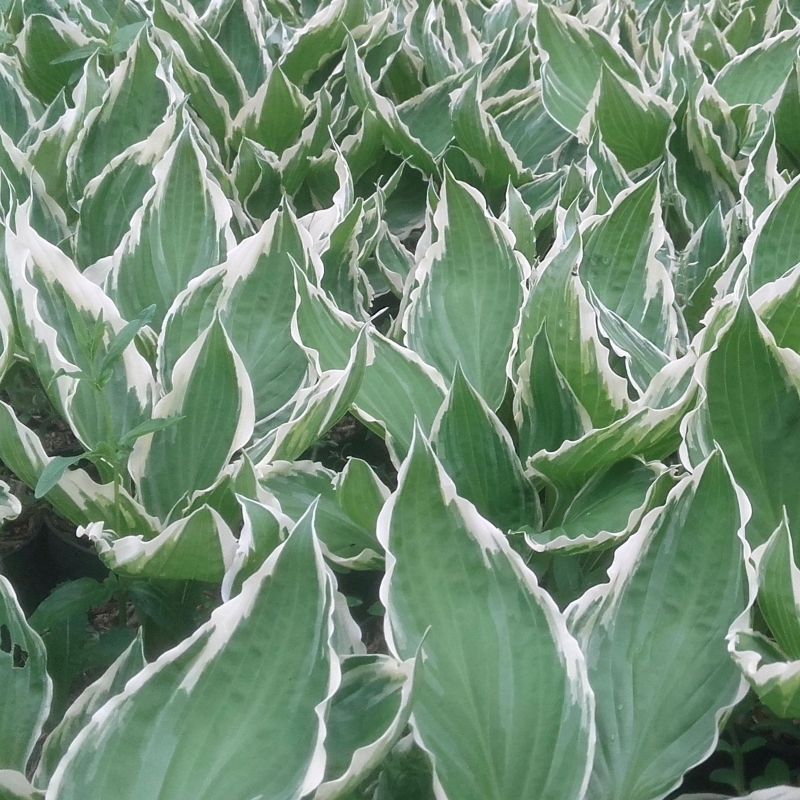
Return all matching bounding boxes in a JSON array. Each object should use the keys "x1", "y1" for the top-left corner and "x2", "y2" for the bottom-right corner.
[
  {"x1": 0, "y1": 522, "x2": 59, "y2": 615},
  {"x1": 44, "y1": 516, "x2": 108, "y2": 584}
]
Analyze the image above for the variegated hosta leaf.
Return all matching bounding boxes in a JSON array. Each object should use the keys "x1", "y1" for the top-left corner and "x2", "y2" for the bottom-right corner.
[
  {"x1": 677, "y1": 790, "x2": 800, "y2": 800},
  {"x1": 15, "y1": 14, "x2": 97, "y2": 105},
  {"x1": 258, "y1": 461, "x2": 383, "y2": 570},
  {"x1": 46, "y1": 506, "x2": 338, "y2": 800},
  {"x1": 344, "y1": 40, "x2": 437, "y2": 174},
  {"x1": 130, "y1": 316, "x2": 255, "y2": 522},
  {"x1": 0, "y1": 55, "x2": 42, "y2": 144},
  {"x1": 745, "y1": 174, "x2": 800, "y2": 292},
  {"x1": 83, "y1": 504, "x2": 237, "y2": 581},
  {"x1": 0, "y1": 771, "x2": 43, "y2": 800},
  {"x1": 5, "y1": 202, "x2": 156, "y2": 453},
  {"x1": 536, "y1": 2, "x2": 643, "y2": 139},
  {"x1": 66, "y1": 31, "x2": 176, "y2": 199},
  {"x1": 0, "y1": 480, "x2": 21, "y2": 522},
  {"x1": 314, "y1": 653, "x2": 418, "y2": 800},
  {"x1": 0, "y1": 282, "x2": 13, "y2": 385},
  {"x1": 0, "y1": 575, "x2": 51, "y2": 773},
  {"x1": 713, "y1": 29, "x2": 800, "y2": 108},
  {"x1": 580, "y1": 173, "x2": 678, "y2": 360},
  {"x1": 160, "y1": 205, "x2": 312, "y2": 423},
  {"x1": 279, "y1": 0, "x2": 368, "y2": 87},
  {"x1": 517, "y1": 232, "x2": 630, "y2": 430},
  {"x1": 233, "y1": 66, "x2": 308, "y2": 156},
  {"x1": 294, "y1": 268, "x2": 446, "y2": 460},
  {"x1": 108, "y1": 122, "x2": 234, "y2": 329},
  {"x1": 250, "y1": 331, "x2": 367, "y2": 465},
  {"x1": 528, "y1": 460, "x2": 674, "y2": 554},
  {"x1": 431, "y1": 365, "x2": 541, "y2": 533},
  {"x1": 683, "y1": 297, "x2": 800, "y2": 548},
  {"x1": 528, "y1": 355, "x2": 696, "y2": 516},
  {"x1": 35, "y1": 633, "x2": 147, "y2": 787},
  {"x1": 741, "y1": 118, "x2": 786, "y2": 232},
  {"x1": 755, "y1": 517, "x2": 800, "y2": 660},
  {"x1": 403, "y1": 171, "x2": 523, "y2": 411},
  {"x1": 732, "y1": 628, "x2": 800, "y2": 720},
  {"x1": 74, "y1": 112, "x2": 179, "y2": 270},
  {"x1": 0, "y1": 401, "x2": 159, "y2": 538},
  {"x1": 221, "y1": 496, "x2": 286, "y2": 602},
  {"x1": 566, "y1": 450, "x2": 751, "y2": 800},
  {"x1": 513, "y1": 327, "x2": 588, "y2": 463},
  {"x1": 153, "y1": 0, "x2": 246, "y2": 118},
  {"x1": 378, "y1": 429, "x2": 594, "y2": 800},
  {"x1": 594, "y1": 67, "x2": 672, "y2": 172},
  {"x1": 450, "y1": 73, "x2": 526, "y2": 191}
]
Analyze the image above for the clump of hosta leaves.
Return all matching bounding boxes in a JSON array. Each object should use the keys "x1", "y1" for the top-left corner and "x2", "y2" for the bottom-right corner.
[{"x1": 2, "y1": 0, "x2": 800, "y2": 798}]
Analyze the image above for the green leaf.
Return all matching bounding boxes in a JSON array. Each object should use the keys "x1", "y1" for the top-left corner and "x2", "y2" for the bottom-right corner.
[
  {"x1": 67, "y1": 31, "x2": 172, "y2": 196},
  {"x1": 404, "y1": 171, "x2": 523, "y2": 410},
  {"x1": 153, "y1": 0, "x2": 245, "y2": 117},
  {"x1": 85, "y1": 505, "x2": 237, "y2": 582},
  {"x1": 513, "y1": 328, "x2": 587, "y2": 462},
  {"x1": 36, "y1": 634, "x2": 147, "y2": 786},
  {"x1": 529, "y1": 459, "x2": 671, "y2": 554},
  {"x1": 252, "y1": 332, "x2": 368, "y2": 464},
  {"x1": 714, "y1": 29, "x2": 800, "y2": 107},
  {"x1": 160, "y1": 206, "x2": 310, "y2": 423},
  {"x1": 0, "y1": 575, "x2": 51, "y2": 773},
  {"x1": 536, "y1": 2, "x2": 643, "y2": 138},
  {"x1": 16, "y1": 15, "x2": 97, "y2": 104},
  {"x1": 432, "y1": 365, "x2": 541, "y2": 533},
  {"x1": 234, "y1": 66, "x2": 308, "y2": 156},
  {"x1": 746, "y1": 174, "x2": 800, "y2": 292},
  {"x1": 529, "y1": 356, "x2": 695, "y2": 516},
  {"x1": 580, "y1": 173, "x2": 678, "y2": 357},
  {"x1": 130, "y1": 317, "x2": 254, "y2": 520},
  {"x1": 259, "y1": 462, "x2": 382, "y2": 570},
  {"x1": 280, "y1": 0, "x2": 367, "y2": 86},
  {"x1": 108, "y1": 123, "x2": 234, "y2": 329},
  {"x1": 34, "y1": 454, "x2": 84, "y2": 499},
  {"x1": 47, "y1": 506, "x2": 337, "y2": 800},
  {"x1": 0, "y1": 771, "x2": 43, "y2": 800},
  {"x1": 294, "y1": 268, "x2": 446, "y2": 460},
  {"x1": 315, "y1": 654, "x2": 418, "y2": 800},
  {"x1": 335, "y1": 458, "x2": 389, "y2": 534},
  {"x1": 0, "y1": 402, "x2": 158, "y2": 538},
  {"x1": 686, "y1": 297, "x2": 800, "y2": 547},
  {"x1": 595, "y1": 67, "x2": 672, "y2": 171},
  {"x1": 755, "y1": 518, "x2": 800, "y2": 660},
  {"x1": 731, "y1": 630, "x2": 800, "y2": 720},
  {"x1": 379, "y1": 429, "x2": 594, "y2": 800},
  {"x1": 517, "y1": 232, "x2": 630, "y2": 429},
  {"x1": 567, "y1": 450, "x2": 750, "y2": 800},
  {"x1": 6, "y1": 205, "x2": 156, "y2": 453}
]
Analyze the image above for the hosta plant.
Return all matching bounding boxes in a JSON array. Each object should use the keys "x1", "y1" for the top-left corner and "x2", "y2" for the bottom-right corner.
[{"x1": 1, "y1": 0, "x2": 800, "y2": 796}]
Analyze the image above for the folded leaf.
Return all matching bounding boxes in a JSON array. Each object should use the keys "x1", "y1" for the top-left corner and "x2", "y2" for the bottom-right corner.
[
  {"x1": 403, "y1": 171, "x2": 523, "y2": 410},
  {"x1": 0, "y1": 575, "x2": 51, "y2": 773},
  {"x1": 314, "y1": 654, "x2": 418, "y2": 800},
  {"x1": 432, "y1": 365, "x2": 541, "y2": 533},
  {"x1": 567, "y1": 450, "x2": 751, "y2": 800},
  {"x1": 378, "y1": 429, "x2": 594, "y2": 800},
  {"x1": 47, "y1": 505, "x2": 338, "y2": 800},
  {"x1": 108, "y1": 123, "x2": 234, "y2": 329},
  {"x1": 130, "y1": 316, "x2": 254, "y2": 521}
]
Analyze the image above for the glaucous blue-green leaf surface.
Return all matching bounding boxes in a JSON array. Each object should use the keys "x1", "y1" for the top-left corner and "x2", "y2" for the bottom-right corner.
[
  {"x1": 0, "y1": 576, "x2": 51, "y2": 774},
  {"x1": 130, "y1": 317, "x2": 254, "y2": 521},
  {"x1": 684, "y1": 297, "x2": 800, "y2": 547},
  {"x1": 46, "y1": 506, "x2": 337, "y2": 800},
  {"x1": 404, "y1": 171, "x2": 523, "y2": 410},
  {"x1": 378, "y1": 429, "x2": 594, "y2": 800},
  {"x1": 567, "y1": 451, "x2": 751, "y2": 800}
]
